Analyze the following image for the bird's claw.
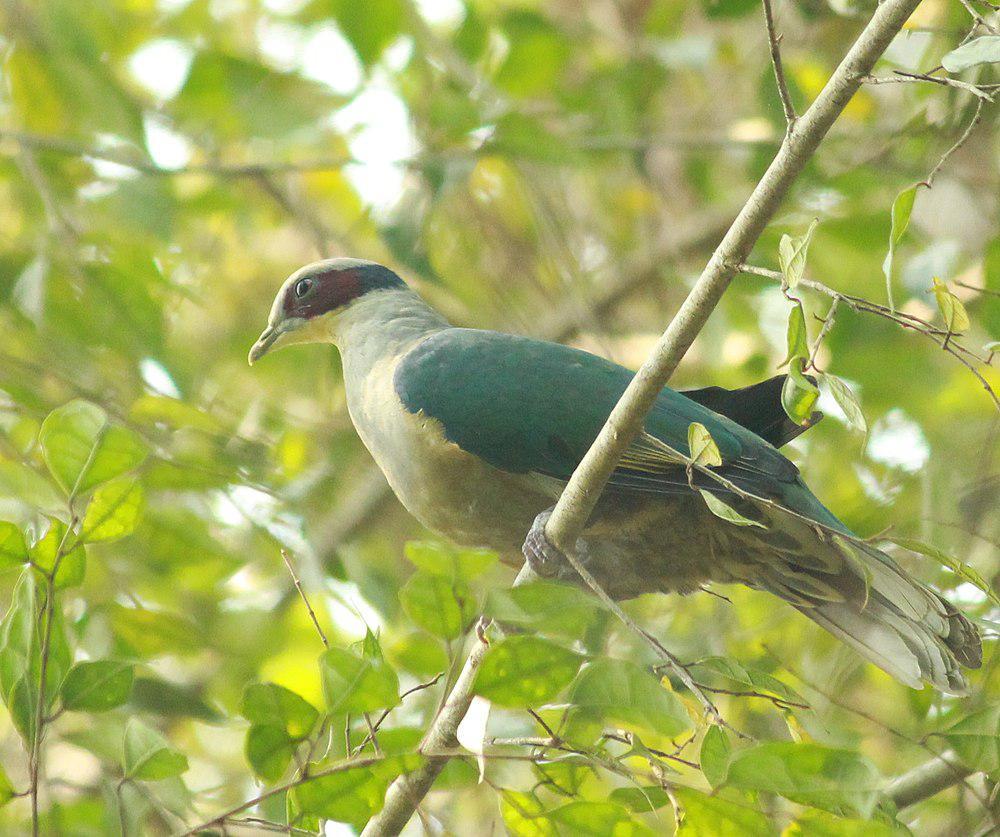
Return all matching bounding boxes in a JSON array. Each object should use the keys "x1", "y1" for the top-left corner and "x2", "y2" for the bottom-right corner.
[{"x1": 522, "y1": 509, "x2": 568, "y2": 579}]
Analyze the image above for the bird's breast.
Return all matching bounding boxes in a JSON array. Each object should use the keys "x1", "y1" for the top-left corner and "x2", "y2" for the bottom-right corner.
[{"x1": 345, "y1": 352, "x2": 551, "y2": 558}]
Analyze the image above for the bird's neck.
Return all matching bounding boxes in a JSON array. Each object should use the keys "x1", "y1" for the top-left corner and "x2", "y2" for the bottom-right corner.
[{"x1": 335, "y1": 287, "x2": 450, "y2": 379}]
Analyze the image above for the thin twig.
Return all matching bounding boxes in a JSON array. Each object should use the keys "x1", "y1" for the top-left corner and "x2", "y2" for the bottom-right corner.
[
  {"x1": 351, "y1": 672, "x2": 445, "y2": 756},
  {"x1": 734, "y1": 264, "x2": 1000, "y2": 410},
  {"x1": 954, "y1": 281, "x2": 1000, "y2": 298},
  {"x1": 176, "y1": 756, "x2": 390, "y2": 836},
  {"x1": 895, "y1": 70, "x2": 996, "y2": 101},
  {"x1": 920, "y1": 98, "x2": 986, "y2": 189},
  {"x1": 761, "y1": 0, "x2": 798, "y2": 126},
  {"x1": 279, "y1": 549, "x2": 329, "y2": 648},
  {"x1": 806, "y1": 297, "x2": 840, "y2": 371},
  {"x1": 957, "y1": 0, "x2": 1000, "y2": 33}
]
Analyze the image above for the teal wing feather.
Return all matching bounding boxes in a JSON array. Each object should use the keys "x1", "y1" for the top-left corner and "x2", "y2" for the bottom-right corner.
[{"x1": 393, "y1": 329, "x2": 844, "y2": 532}]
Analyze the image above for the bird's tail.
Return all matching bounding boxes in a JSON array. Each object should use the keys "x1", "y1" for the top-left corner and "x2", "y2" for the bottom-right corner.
[
  {"x1": 794, "y1": 584, "x2": 980, "y2": 694},
  {"x1": 730, "y1": 506, "x2": 982, "y2": 694}
]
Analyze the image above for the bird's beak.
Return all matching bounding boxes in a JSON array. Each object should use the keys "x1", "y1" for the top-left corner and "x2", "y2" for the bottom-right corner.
[{"x1": 248, "y1": 323, "x2": 283, "y2": 365}]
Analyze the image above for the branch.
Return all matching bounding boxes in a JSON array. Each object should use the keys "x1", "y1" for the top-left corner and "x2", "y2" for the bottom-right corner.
[
  {"x1": 919, "y1": 97, "x2": 986, "y2": 189},
  {"x1": 863, "y1": 70, "x2": 998, "y2": 101},
  {"x1": 359, "y1": 619, "x2": 496, "y2": 836},
  {"x1": 887, "y1": 749, "x2": 975, "y2": 809}
]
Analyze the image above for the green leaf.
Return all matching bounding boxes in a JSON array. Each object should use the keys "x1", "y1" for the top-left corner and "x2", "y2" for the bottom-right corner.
[
  {"x1": 80, "y1": 478, "x2": 144, "y2": 543},
  {"x1": 122, "y1": 718, "x2": 188, "y2": 780},
  {"x1": 129, "y1": 676, "x2": 222, "y2": 722},
  {"x1": 0, "y1": 763, "x2": 14, "y2": 807},
  {"x1": 174, "y1": 51, "x2": 339, "y2": 140},
  {"x1": 501, "y1": 790, "x2": 559, "y2": 836},
  {"x1": 549, "y1": 801, "x2": 653, "y2": 836},
  {"x1": 0, "y1": 462, "x2": 65, "y2": 515},
  {"x1": 702, "y1": 0, "x2": 759, "y2": 19},
  {"x1": 823, "y1": 374, "x2": 867, "y2": 434},
  {"x1": 329, "y1": 0, "x2": 404, "y2": 66},
  {"x1": 691, "y1": 656, "x2": 805, "y2": 707},
  {"x1": 484, "y1": 580, "x2": 605, "y2": 638},
  {"x1": 699, "y1": 490, "x2": 766, "y2": 529},
  {"x1": 888, "y1": 538, "x2": 1000, "y2": 606},
  {"x1": 403, "y1": 541, "x2": 497, "y2": 581},
  {"x1": 320, "y1": 645, "x2": 399, "y2": 715},
  {"x1": 941, "y1": 35, "x2": 1000, "y2": 73},
  {"x1": 607, "y1": 786, "x2": 672, "y2": 813},
  {"x1": 568, "y1": 658, "x2": 691, "y2": 738},
  {"x1": 938, "y1": 706, "x2": 1000, "y2": 771},
  {"x1": 61, "y1": 661, "x2": 134, "y2": 712},
  {"x1": 8, "y1": 675, "x2": 40, "y2": 746},
  {"x1": 0, "y1": 569, "x2": 68, "y2": 696},
  {"x1": 0, "y1": 570, "x2": 39, "y2": 701},
  {"x1": 0, "y1": 522, "x2": 28, "y2": 568},
  {"x1": 496, "y1": 12, "x2": 571, "y2": 97},
  {"x1": 474, "y1": 636, "x2": 583, "y2": 707},
  {"x1": 294, "y1": 754, "x2": 422, "y2": 827},
  {"x1": 778, "y1": 219, "x2": 818, "y2": 289},
  {"x1": 723, "y1": 741, "x2": 881, "y2": 817},
  {"x1": 688, "y1": 422, "x2": 723, "y2": 468},
  {"x1": 781, "y1": 358, "x2": 820, "y2": 426},
  {"x1": 30, "y1": 521, "x2": 86, "y2": 589},
  {"x1": 245, "y1": 724, "x2": 296, "y2": 782},
  {"x1": 240, "y1": 683, "x2": 318, "y2": 740},
  {"x1": 674, "y1": 787, "x2": 774, "y2": 835},
  {"x1": 882, "y1": 185, "x2": 917, "y2": 309},
  {"x1": 39, "y1": 401, "x2": 147, "y2": 497},
  {"x1": 700, "y1": 724, "x2": 732, "y2": 788},
  {"x1": 786, "y1": 811, "x2": 906, "y2": 836},
  {"x1": 399, "y1": 571, "x2": 477, "y2": 639},
  {"x1": 781, "y1": 301, "x2": 810, "y2": 366},
  {"x1": 930, "y1": 277, "x2": 970, "y2": 334}
]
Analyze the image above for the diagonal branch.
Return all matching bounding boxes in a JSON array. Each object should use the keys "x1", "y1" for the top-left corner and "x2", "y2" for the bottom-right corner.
[
  {"x1": 364, "y1": 0, "x2": 933, "y2": 833},
  {"x1": 887, "y1": 749, "x2": 975, "y2": 810}
]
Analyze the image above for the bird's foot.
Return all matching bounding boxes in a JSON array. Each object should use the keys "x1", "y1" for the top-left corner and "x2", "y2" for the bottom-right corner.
[{"x1": 523, "y1": 509, "x2": 572, "y2": 579}]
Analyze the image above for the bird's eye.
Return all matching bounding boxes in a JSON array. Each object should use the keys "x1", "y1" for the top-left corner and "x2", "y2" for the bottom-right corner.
[{"x1": 294, "y1": 277, "x2": 314, "y2": 298}]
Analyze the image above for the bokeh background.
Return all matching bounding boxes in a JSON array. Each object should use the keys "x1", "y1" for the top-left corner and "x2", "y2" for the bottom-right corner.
[{"x1": 0, "y1": 0, "x2": 997, "y2": 833}]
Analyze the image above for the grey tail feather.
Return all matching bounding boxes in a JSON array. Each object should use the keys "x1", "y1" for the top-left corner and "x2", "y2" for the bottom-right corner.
[{"x1": 794, "y1": 589, "x2": 981, "y2": 694}]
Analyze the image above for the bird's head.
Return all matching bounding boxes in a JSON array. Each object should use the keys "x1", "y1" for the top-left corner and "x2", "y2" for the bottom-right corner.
[{"x1": 248, "y1": 258, "x2": 406, "y2": 364}]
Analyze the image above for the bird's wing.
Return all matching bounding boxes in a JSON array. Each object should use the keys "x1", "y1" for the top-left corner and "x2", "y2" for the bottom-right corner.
[
  {"x1": 393, "y1": 328, "x2": 838, "y2": 527},
  {"x1": 680, "y1": 375, "x2": 822, "y2": 448}
]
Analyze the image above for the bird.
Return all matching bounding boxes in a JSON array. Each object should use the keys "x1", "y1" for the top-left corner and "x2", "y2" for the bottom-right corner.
[{"x1": 249, "y1": 257, "x2": 981, "y2": 693}]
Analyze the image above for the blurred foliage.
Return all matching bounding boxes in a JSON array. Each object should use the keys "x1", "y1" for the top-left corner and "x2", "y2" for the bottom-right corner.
[{"x1": 0, "y1": 0, "x2": 997, "y2": 833}]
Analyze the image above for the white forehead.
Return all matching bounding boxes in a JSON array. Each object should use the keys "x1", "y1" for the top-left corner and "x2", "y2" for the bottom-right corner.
[{"x1": 288, "y1": 257, "x2": 378, "y2": 283}]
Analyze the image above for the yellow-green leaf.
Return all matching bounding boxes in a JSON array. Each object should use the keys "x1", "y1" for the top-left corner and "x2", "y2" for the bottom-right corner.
[
  {"x1": 687, "y1": 422, "x2": 723, "y2": 468},
  {"x1": 823, "y1": 374, "x2": 867, "y2": 434},
  {"x1": 81, "y1": 479, "x2": 144, "y2": 543},
  {"x1": 0, "y1": 523, "x2": 28, "y2": 569},
  {"x1": 781, "y1": 358, "x2": 820, "y2": 426},
  {"x1": 39, "y1": 401, "x2": 147, "y2": 497},
  {"x1": 474, "y1": 636, "x2": 583, "y2": 706},
  {"x1": 778, "y1": 219, "x2": 818, "y2": 289},
  {"x1": 781, "y1": 300, "x2": 811, "y2": 367},
  {"x1": 930, "y1": 277, "x2": 970, "y2": 334},
  {"x1": 882, "y1": 185, "x2": 917, "y2": 309},
  {"x1": 699, "y1": 490, "x2": 766, "y2": 528}
]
